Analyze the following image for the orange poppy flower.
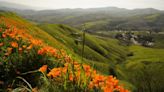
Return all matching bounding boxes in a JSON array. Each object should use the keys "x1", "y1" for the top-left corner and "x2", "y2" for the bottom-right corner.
[
  {"x1": 7, "y1": 47, "x2": 13, "y2": 53},
  {"x1": 69, "y1": 74, "x2": 73, "y2": 81},
  {"x1": 18, "y1": 48, "x2": 23, "y2": 53},
  {"x1": 39, "y1": 65, "x2": 48, "y2": 73},
  {"x1": 2, "y1": 33, "x2": 6, "y2": 38},
  {"x1": 88, "y1": 81, "x2": 94, "y2": 89},
  {"x1": 47, "y1": 68, "x2": 62, "y2": 78},
  {"x1": 83, "y1": 64, "x2": 90, "y2": 72},
  {"x1": 22, "y1": 45, "x2": 27, "y2": 49},
  {"x1": 26, "y1": 44, "x2": 33, "y2": 50},
  {"x1": 37, "y1": 49, "x2": 44, "y2": 55},
  {"x1": 0, "y1": 43, "x2": 4, "y2": 47},
  {"x1": 0, "y1": 28, "x2": 2, "y2": 32},
  {"x1": 104, "y1": 86, "x2": 113, "y2": 92},
  {"x1": 10, "y1": 42, "x2": 18, "y2": 48}
]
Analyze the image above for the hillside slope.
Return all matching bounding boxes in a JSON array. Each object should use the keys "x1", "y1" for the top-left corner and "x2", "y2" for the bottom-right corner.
[
  {"x1": 124, "y1": 45, "x2": 164, "y2": 92},
  {"x1": 0, "y1": 11, "x2": 129, "y2": 92},
  {"x1": 0, "y1": 11, "x2": 66, "y2": 49},
  {"x1": 38, "y1": 24, "x2": 128, "y2": 74},
  {"x1": 1, "y1": 11, "x2": 164, "y2": 92},
  {"x1": 0, "y1": 11, "x2": 129, "y2": 75}
]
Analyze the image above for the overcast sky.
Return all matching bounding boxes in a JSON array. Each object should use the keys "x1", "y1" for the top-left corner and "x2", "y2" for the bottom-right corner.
[{"x1": 1, "y1": 0, "x2": 164, "y2": 10}]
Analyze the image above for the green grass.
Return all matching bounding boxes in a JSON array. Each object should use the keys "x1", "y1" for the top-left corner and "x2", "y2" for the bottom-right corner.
[
  {"x1": 122, "y1": 45, "x2": 164, "y2": 91},
  {"x1": 1, "y1": 21, "x2": 124, "y2": 92},
  {"x1": 0, "y1": 11, "x2": 66, "y2": 49},
  {"x1": 85, "y1": 20, "x2": 108, "y2": 29},
  {"x1": 37, "y1": 24, "x2": 137, "y2": 90},
  {"x1": 31, "y1": 13, "x2": 164, "y2": 92},
  {"x1": 144, "y1": 13, "x2": 160, "y2": 22},
  {"x1": 152, "y1": 34, "x2": 164, "y2": 48},
  {"x1": 38, "y1": 24, "x2": 128, "y2": 74},
  {"x1": 3, "y1": 11, "x2": 164, "y2": 91},
  {"x1": 126, "y1": 45, "x2": 164, "y2": 64}
]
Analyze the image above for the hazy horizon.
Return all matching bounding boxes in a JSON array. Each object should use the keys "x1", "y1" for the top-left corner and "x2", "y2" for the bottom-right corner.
[{"x1": 0, "y1": 0, "x2": 164, "y2": 10}]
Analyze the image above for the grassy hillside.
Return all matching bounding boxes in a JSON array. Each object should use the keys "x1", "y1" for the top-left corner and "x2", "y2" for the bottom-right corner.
[
  {"x1": 152, "y1": 34, "x2": 164, "y2": 48},
  {"x1": 0, "y1": 11, "x2": 129, "y2": 76},
  {"x1": 0, "y1": 11, "x2": 129, "y2": 92},
  {"x1": 0, "y1": 11, "x2": 67, "y2": 49},
  {"x1": 1, "y1": 11, "x2": 164, "y2": 92},
  {"x1": 91, "y1": 30, "x2": 164, "y2": 91},
  {"x1": 123, "y1": 45, "x2": 164, "y2": 92},
  {"x1": 38, "y1": 24, "x2": 128, "y2": 74}
]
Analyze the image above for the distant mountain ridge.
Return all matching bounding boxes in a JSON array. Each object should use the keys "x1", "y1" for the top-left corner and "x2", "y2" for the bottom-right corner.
[
  {"x1": 22, "y1": 8, "x2": 164, "y2": 32},
  {"x1": 0, "y1": 1, "x2": 164, "y2": 32}
]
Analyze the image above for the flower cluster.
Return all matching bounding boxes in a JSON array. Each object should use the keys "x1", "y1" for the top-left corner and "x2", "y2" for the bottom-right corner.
[
  {"x1": 0, "y1": 25, "x2": 34, "y2": 57},
  {"x1": 38, "y1": 46, "x2": 58, "y2": 56},
  {"x1": 45, "y1": 61, "x2": 129, "y2": 92}
]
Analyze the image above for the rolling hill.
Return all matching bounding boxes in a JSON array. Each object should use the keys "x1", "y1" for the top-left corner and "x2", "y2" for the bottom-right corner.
[
  {"x1": 20, "y1": 8, "x2": 164, "y2": 32},
  {"x1": 0, "y1": 1, "x2": 164, "y2": 32},
  {"x1": 24, "y1": 9, "x2": 164, "y2": 32},
  {"x1": 0, "y1": 11, "x2": 129, "y2": 77},
  {"x1": 124, "y1": 45, "x2": 164, "y2": 92},
  {"x1": 1, "y1": 9, "x2": 164, "y2": 92},
  {"x1": 0, "y1": 11, "x2": 130, "y2": 92},
  {"x1": 38, "y1": 23, "x2": 129, "y2": 74}
]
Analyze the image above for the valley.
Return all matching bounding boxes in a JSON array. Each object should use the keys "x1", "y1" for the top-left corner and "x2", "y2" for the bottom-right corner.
[
  {"x1": 0, "y1": 2, "x2": 164, "y2": 92},
  {"x1": 35, "y1": 18, "x2": 164, "y2": 91}
]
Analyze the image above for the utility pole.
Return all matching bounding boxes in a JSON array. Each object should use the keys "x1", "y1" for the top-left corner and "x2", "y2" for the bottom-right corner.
[{"x1": 81, "y1": 24, "x2": 86, "y2": 62}]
